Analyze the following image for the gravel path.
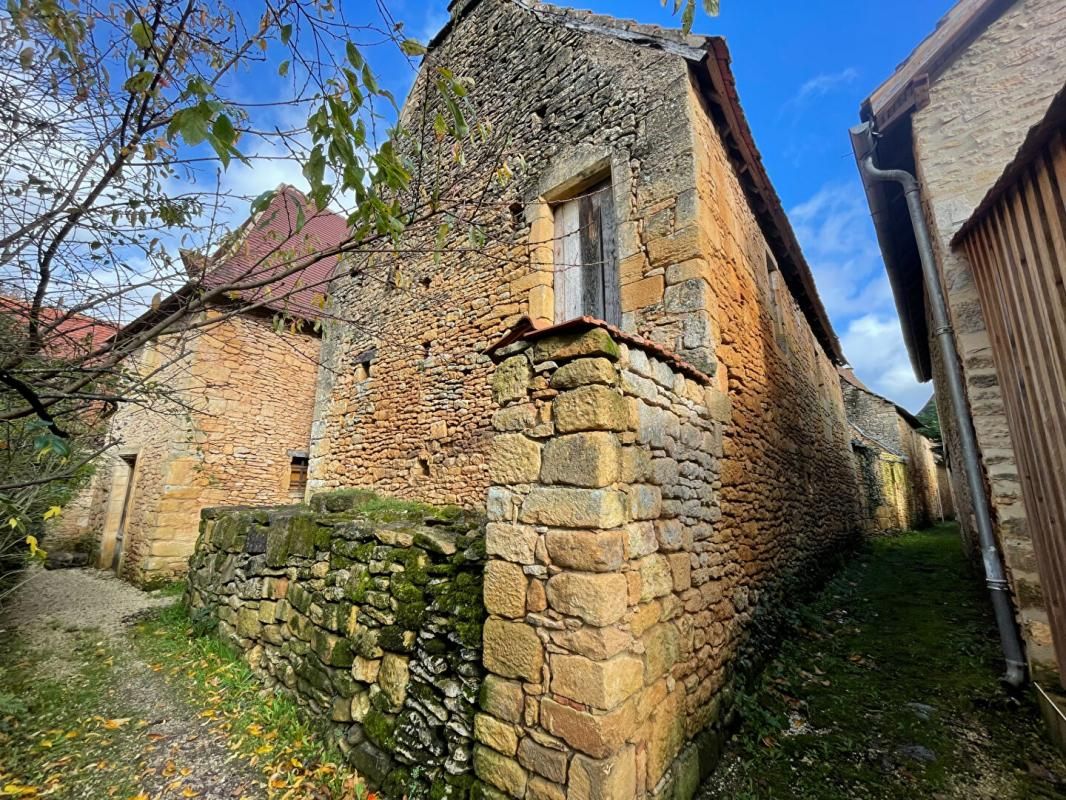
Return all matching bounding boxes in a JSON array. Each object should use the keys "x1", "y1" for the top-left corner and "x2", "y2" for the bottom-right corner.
[{"x1": 1, "y1": 567, "x2": 264, "y2": 799}]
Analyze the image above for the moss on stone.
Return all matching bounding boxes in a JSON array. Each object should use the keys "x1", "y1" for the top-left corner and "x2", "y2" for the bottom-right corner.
[
  {"x1": 363, "y1": 708, "x2": 397, "y2": 751},
  {"x1": 378, "y1": 625, "x2": 408, "y2": 653}
]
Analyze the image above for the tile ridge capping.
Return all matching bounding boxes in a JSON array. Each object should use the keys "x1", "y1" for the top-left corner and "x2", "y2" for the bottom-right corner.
[{"x1": 486, "y1": 315, "x2": 714, "y2": 386}]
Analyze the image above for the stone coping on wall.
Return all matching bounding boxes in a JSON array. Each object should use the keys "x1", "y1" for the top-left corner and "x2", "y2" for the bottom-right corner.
[{"x1": 487, "y1": 316, "x2": 715, "y2": 387}]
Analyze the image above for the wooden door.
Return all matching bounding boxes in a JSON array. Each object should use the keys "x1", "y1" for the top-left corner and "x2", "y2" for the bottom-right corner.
[{"x1": 110, "y1": 455, "x2": 137, "y2": 573}]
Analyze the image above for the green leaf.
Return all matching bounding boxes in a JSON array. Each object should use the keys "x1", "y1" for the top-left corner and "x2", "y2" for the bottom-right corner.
[
  {"x1": 345, "y1": 41, "x2": 363, "y2": 69},
  {"x1": 278, "y1": 60, "x2": 290, "y2": 77},
  {"x1": 213, "y1": 114, "x2": 235, "y2": 148},
  {"x1": 130, "y1": 21, "x2": 152, "y2": 49},
  {"x1": 303, "y1": 146, "x2": 326, "y2": 187},
  {"x1": 399, "y1": 39, "x2": 426, "y2": 56},
  {"x1": 280, "y1": 23, "x2": 292, "y2": 44},
  {"x1": 681, "y1": 1, "x2": 694, "y2": 32},
  {"x1": 251, "y1": 190, "x2": 275, "y2": 214},
  {"x1": 124, "y1": 70, "x2": 155, "y2": 93}
]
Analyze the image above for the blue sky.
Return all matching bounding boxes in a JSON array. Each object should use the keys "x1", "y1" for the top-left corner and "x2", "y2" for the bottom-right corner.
[{"x1": 224, "y1": 0, "x2": 953, "y2": 411}]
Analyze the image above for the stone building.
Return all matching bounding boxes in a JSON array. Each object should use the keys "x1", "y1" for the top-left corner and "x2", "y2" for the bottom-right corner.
[
  {"x1": 296, "y1": 1, "x2": 864, "y2": 796},
  {"x1": 58, "y1": 188, "x2": 346, "y2": 584},
  {"x1": 852, "y1": 0, "x2": 1066, "y2": 685},
  {"x1": 839, "y1": 369, "x2": 944, "y2": 533}
]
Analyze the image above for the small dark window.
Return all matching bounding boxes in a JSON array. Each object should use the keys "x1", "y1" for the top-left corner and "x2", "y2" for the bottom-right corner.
[
  {"x1": 353, "y1": 347, "x2": 376, "y2": 381},
  {"x1": 289, "y1": 454, "x2": 309, "y2": 495},
  {"x1": 553, "y1": 179, "x2": 620, "y2": 325}
]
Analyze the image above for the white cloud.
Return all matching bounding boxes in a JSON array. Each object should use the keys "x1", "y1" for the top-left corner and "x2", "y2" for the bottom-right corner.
[
  {"x1": 784, "y1": 67, "x2": 858, "y2": 111},
  {"x1": 788, "y1": 182, "x2": 891, "y2": 319},
  {"x1": 841, "y1": 314, "x2": 932, "y2": 413},
  {"x1": 789, "y1": 182, "x2": 931, "y2": 413}
]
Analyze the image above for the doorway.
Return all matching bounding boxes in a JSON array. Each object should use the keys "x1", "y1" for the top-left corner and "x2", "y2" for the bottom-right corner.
[{"x1": 100, "y1": 454, "x2": 138, "y2": 573}]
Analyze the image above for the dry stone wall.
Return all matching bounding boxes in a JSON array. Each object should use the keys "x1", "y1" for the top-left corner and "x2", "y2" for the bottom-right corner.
[
  {"x1": 475, "y1": 323, "x2": 858, "y2": 800},
  {"x1": 185, "y1": 490, "x2": 486, "y2": 799}
]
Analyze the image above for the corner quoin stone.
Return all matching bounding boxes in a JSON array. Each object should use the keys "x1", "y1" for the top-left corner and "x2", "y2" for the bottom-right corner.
[
  {"x1": 493, "y1": 355, "x2": 532, "y2": 405},
  {"x1": 531, "y1": 328, "x2": 621, "y2": 364},
  {"x1": 489, "y1": 433, "x2": 542, "y2": 484},
  {"x1": 540, "y1": 432, "x2": 621, "y2": 487},
  {"x1": 483, "y1": 618, "x2": 544, "y2": 682},
  {"x1": 518, "y1": 488, "x2": 626, "y2": 529},
  {"x1": 546, "y1": 572, "x2": 629, "y2": 626},
  {"x1": 553, "y1": 385, "x2": 629, "y2": 434}
]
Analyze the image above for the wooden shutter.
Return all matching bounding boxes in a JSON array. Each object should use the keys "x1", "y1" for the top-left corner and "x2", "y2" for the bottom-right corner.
[{"x1": 553, "y1": 181, "x2": 620, "y2": 325}]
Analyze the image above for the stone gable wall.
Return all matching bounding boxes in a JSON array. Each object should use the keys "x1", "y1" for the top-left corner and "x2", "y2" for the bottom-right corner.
[
  {"x1": 185, "y1": 491, "x2": 486, "y2": 799},
  {"x1": 53, "y1": 311, "x2": 320, "y2": 584},
  {"x1": 474, "y1": 325, "x2": 860, "y2": 800},
  {"x1": 307, "y1": 0, "x2": 715, "y2": 508},
  {"x1": 910, "y1": 0, "x2": 1066, "y2": 680}
]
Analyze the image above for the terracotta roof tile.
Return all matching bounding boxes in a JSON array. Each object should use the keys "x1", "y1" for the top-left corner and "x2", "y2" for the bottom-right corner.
[{"x1": 199, "y1": 186, "x2": 348, "y2": 321}]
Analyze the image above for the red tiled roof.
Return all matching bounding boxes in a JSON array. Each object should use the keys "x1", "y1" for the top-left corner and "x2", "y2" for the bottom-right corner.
[
  {"x1": 0, "y1": 296, "x2": 119, "y2": 359},
  {"x1": 487, "y1": 315, "x2": 714, "y2": 386},
  {"x1": 198, "y1": 186, "x2": 349, "y2": 321}
]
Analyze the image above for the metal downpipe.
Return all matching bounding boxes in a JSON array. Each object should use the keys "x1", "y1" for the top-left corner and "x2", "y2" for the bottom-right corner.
[{"x1": 852, "y1": 127, "x2": 1027, "y2": 687}]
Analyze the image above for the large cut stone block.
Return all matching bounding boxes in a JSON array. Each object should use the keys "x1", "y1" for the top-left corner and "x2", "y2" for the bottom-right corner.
[
  {"x1": 541, "y1": 432, "x2": 621, "y2": 488},
  {"x1": 475, "y1": 744, "x2": 528, "y2": 798},
  {"x1": 546, "y1": 572, "x2": 628, "y2": 626},
  {"x1": 486, "y1": 523, "x2": 538, "y2": 564},
  {"x1": 519, "y1": 488, "x2": 625, "y2": 529},
  {"x1": 569, "y1": 746, "x2": 637, "y2": 800},
  {"x1": 540, "y1": 697, "x2": 637, "y2": 759},
  {"x1": 553, "y1": 386, "x2": 629, "y2": 433},
  {"x1": 490, "y1": 434, "x2": 542, "y2": 484},
  {"x1": 517, "y1": 737, "x2": 569, "y2": 784},
  {"x1": 480, "y1": 675, "x2": 525, "y2": 723},
  {"x1": 532, "y1": 329, "x2": 620, "y2": 363},
  {"x1": 551, "y1": 653, "x2": 644, "y2": 710},
  {"x1": 475, "y1": 712, "x2": 519, "y2": 756},
  {"x1": 484, "y1": 618, "x2": 543, "y2": 682},
  {"x1": 550, "y1": 358, "x2": 618, "y2": 390},
  {"x1": 494, "y1": 355, "x2": 532, "y2": 405},
  {"x1": 484, "y1": 560, "x2": 528, "y2": 619},
  {"x1": 545, "y1": 530, "x2": 624, "y2": 572}
]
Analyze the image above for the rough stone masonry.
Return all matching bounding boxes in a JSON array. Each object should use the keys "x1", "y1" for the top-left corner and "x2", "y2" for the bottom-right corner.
[
  {"x1": 186, "y1": 491, "x2": 486, "y2": 798},
  {"x1": 472, "y1": 322, "x2": 860, "y2": 800}
]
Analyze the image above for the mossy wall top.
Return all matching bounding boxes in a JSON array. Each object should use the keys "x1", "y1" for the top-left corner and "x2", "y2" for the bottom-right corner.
[{"x1": 185, "y1": 489, "x2": 486, "y2": 799}]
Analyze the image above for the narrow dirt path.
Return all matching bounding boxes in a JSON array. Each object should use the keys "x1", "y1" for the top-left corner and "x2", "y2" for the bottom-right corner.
[{"x1": 0, "y1": 567, "x2": 265, "y2": 799}]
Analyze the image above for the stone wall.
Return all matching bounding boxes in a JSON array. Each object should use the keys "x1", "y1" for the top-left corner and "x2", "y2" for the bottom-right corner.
[
  {"x1": 308, "y1": 1, "x2": 742, "y2": 507},
  {"x1": 909, "y1": 0, "x2": 1066, "y2": 679},
  {"x1": 55, "y1": 309, "x2": 320, "y2": 584},
  {"x1": 475, "y1": 323, "x2": 860, "y2": 800},
  {"x1": 840, "y1": 378, "x2": 943, "y2": 533},
  {"x1": 186, "y1": 490, "x2": 486, "y2": 798}
]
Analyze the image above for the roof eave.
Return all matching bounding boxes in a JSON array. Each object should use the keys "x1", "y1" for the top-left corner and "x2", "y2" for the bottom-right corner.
[{"x1": 702, "y1": 40, "x2": 845, "y2": 365}]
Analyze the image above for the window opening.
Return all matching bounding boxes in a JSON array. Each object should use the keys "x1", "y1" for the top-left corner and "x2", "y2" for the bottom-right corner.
[{"x1": 553, "y1": 179, "x2": 620, "y2": 325}]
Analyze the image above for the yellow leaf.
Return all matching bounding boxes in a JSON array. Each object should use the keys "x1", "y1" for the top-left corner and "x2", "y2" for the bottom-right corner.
[
  {"x1": 268, "y1": 777, "x2": 286, "y2": 789},
  {"x1": 102, "y1": 718, "x2": 131, "y2": 730},
  {"x1": 2, "y1": 785, "x2": 37, "y2": 796},
  {"x1": 129, "y1": 794, "x2": 149, "y2": 800},
  {"x1": 42, "y1": 506, "x2": 62, "y2": 521},
  {"x1": 181, "y1": 790, "x2": 198, "y2": 798}
]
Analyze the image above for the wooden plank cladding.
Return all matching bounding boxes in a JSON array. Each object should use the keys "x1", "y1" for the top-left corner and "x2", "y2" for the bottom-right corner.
[{"x1": 955, "y1": 124, "x2": 1066, "y2": 682}]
